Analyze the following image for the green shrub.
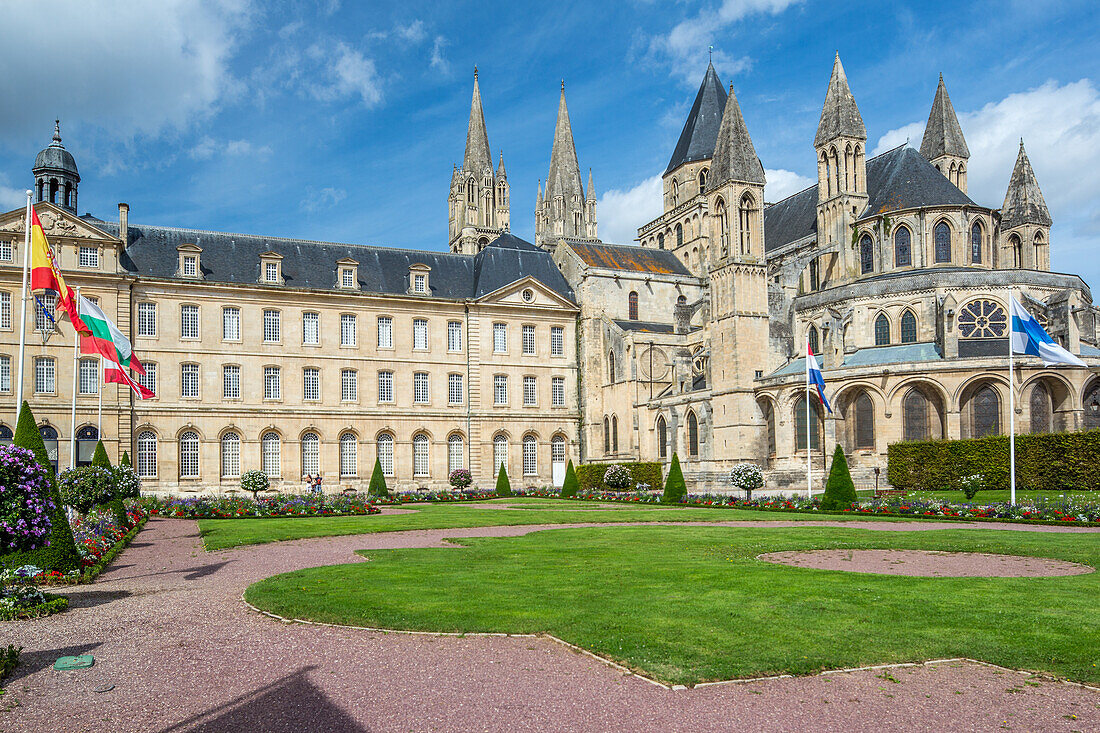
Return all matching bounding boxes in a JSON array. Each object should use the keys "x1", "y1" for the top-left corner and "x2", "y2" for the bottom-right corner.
[
  {"x1": 0, "y1": 445, "x2": 54, "y2": 554},
  {"x1": 495, "y1": 464, "x2": 512, "y2": 497},
  {"x1": 821, "y1": 445, "x2": 857, "y2": 510},
  {"x1": 241, "y1": 470, "x2": 269, "y2": 501},
  {"x1": 58, "y1": 466, "x2": 115, "y2": 515},
  {"x1": 120, "y1": 451, "x2": 131, "y2": 467},
  {"x1": 661, "y1": 453, "x2": 686, "y2": 504},
  {"x1": 959, "y1": 474, "x2": 983, "y2": 501},
  {"x1": 560, "y1": 460, "x2": 579, "y2": 498},
  {"x1": 113, "y1": 464, "x2": 141, "y2": 499},
  {"x1": 575, "y1": 461, "x2": 663, "y2": 492},
  {"x1": 91, "y1": 440, "x2": 111, "y2": 469},
  {"x1": 368, "y1": 459, "x2": 388, "y2": 497},
  {"x1": 0, "y1": 644, "x2": 19, "y2": 688}
]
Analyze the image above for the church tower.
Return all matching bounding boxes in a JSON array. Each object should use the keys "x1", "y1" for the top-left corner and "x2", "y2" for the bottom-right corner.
[
  {"x1": 814, "y1": 54, "x2": 867, "y2": 278},
  {"x1": 33, "y1": 120, "x2": 80, "y2": 212},
  {"x1": 535, "y1": 82, "x2": 596, "y2": 247},
  {"x1": 1000, "y1": 140, "x2": 1052, "y2": 270},
  {"x1": 448, "y1": 69, "x2": 510, "y2": 254},
  {"x1": 920, "y1": 74, "x2": 970, "y2": 192}
]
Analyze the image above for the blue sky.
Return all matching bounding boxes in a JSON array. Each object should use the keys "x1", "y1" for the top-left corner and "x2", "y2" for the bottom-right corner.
[{"x1": 1, "y1": 1, "x2": 1098, "y2": 282}]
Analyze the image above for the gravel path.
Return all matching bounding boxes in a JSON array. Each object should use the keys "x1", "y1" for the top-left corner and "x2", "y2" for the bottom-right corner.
[
  {"x1": 1, "y1": 517, "x2": 1097, "y2": 732},
  {"x1": 758, "y1": 549, "x2": 1096, "y2": 577}
]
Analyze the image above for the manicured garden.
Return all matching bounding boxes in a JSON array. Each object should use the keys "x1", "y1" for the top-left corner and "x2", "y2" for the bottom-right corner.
[{"x1": 245, "y1": 524, "x2": 1100, "y2": 687}]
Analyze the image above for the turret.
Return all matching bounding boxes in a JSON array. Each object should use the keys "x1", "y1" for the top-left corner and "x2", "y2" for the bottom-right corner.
[
  {"x1": 920, "y1": 74, "x2": 970, "y2": 192},
  {"x1": 1000, "y1": 140, "x2": 1052, "y2": 270},
  {"x1": 706, "y1": 83, "x2": 765, "y2": 266},
  {"x1": 33, "y1": 120, "x2": 80, "y2": 212}
]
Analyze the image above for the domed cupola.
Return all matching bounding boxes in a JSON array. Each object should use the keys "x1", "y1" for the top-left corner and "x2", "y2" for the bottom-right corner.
[{"x1": 33, "y1": 120, "x2": 80, "y2": 212}]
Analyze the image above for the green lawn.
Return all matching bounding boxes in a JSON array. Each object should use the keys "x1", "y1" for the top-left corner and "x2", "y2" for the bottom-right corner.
[
  {"x1": 897, "y1": 489, "x2": 1098, "y2": 504},
  {"x1": 245, "y1": 525, "x2": 1100, "y2": 686},
  {"x1": 199, "y1": 498, "x2": 884, "y2": 550}
]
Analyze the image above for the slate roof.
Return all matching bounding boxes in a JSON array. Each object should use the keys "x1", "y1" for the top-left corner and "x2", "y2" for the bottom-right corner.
[
  {"x1": 613, "y1": 320, "x2": 675, "y2": 334},
  {"x1": 814, "y1": 54, "x2": 866, "y2": 147},
  {"x1": 565, "y1": 240, "x2": 693, "y2": 275},
  {"x1": 763, "y1": 145, "x2": 978, "y2": 252},
  {"x1": 664, "y1": 62, "x2": 727, "y2": 175},
  {"x1": 708, "y1": 84, "x2": 765, "y2": 187},
  {"x1": 81, "y1": 217, "x2": 575, "y2": 303},
  {"x1": 920, "y1": 75, "x2": 969, "y2": 160},
  {"x1": 1081, "y1": 344, "x2": 1100, "y2": 357},
  {"x1": 1001, "y1": 141, "x2": 1051, "y2": 228},
  {"x1": 33, "y1": 122, "x2": 79, "y2": 179},
  {"x1": 842, "y1": 342, "x2": 943, "y2": 367}
]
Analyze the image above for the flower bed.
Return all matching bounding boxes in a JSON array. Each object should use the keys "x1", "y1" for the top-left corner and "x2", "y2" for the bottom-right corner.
[
  {"x1": 26, "y1": 504, "x2": 148, "y2": 585},
  {"x1": 376, "y1": 489, "x2": 500, "y2": 504},
  {"x1": 0, "y1": 566, "x2": 70, "y2": 620},
  {"x1": 140, "y1": 493, "x2": 381, "y2": 519}
]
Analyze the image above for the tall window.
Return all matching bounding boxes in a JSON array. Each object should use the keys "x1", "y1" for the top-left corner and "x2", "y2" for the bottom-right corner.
[
  {"x1": 377, "y1": 316, "x2": 393, "y2": 348},
  {"x1": 608, "y1": 351, "x2": 616, "y2": 383},
  {"x1": 182, "y1": 255, "x2": 197, "y2": 277},
  {"x1": 715, "y1": 198, "x2": 729, "y2": 256},
  {"x1": 894, "y1": 226, "x2": 911, "y2": 267},
  {"x1": 522, "y1": 325, "x2": 536, "y2": 355},
  {"x1": 874, "y1": 314, "x2": 890, "y2": 346},
  {"x1": 675, "y1": 223, "x2": 683, "y2": 248},
  {"x1": 448, "y1": 321, "x2": 462, "y2": 352},
  {"x1": 412, "y1": 434, "x2": 429, "y2": 477},
  {"x1": 808, "y1": 325, "x2": 819, "y2": 355},
  {"x1": 34, "y1": 357, "x2": 55, "y2": 393},
  {"x1": 494, "y1": 374, "x2": 507, "y2": 405},
  {"x1": 179, "y1": 431, "x2": 199, "y2": 478},
  {"x1": 178, "y1": 363, "x2": 198, "y2": 398},
  {"x1": 903, "y1": 389, "x2": 931, "y2": 442},
  {"x1": 78, "y1": 246, "x2": 98, "y2": 268},
  {"x1": 628, "y1": 291, "x2": 639, "y2": 320},
  {"x1": 551, "y1": 435, "x2": 566, "y2": 469},
  {"x1": 341, "y1": 369, "x2": 357, "y2": 401},
  {"x1": 302, "y1": 312, "x2": 319, "y2": 345},
  {"x1": 522, "y1": 435, "x2": 537, "y2": 476},
  {"x1": 137, "y1": 302, "x2": 156, "y2": 336},
  {"x1": 971, "y1": 222, "x2": 983, "y2": 264},
  {"x1": 687, "y1": 412, "x2": 698, "y2": 456},
  {"x1": 136, "y1": 431, "x2": 157, "y2": 477},
  {"x1": 448, "y1": 373, "x2": 463, "y2": 405},
  {"x1": 377, "y1": 433, "x2": 394, "y2": 476},
  {"x1": 262, "y1": 432, "x2": 281, "y2": 477},
  {"x1": 603, "y1": 417, "x2": 610, "y2": 454},
  {"x1": 0, "y1": 240, "x2": 11, "y2": 262},
  {"x1": 448, "y1": 434, "x2": 464, "y2": 473},
  {"x1": 223, "y1": 365, "x2": 240, "y2": 399},
  {"x1": 523, "y1": 376, "x2": 537, "y2": 406},
  {"x1": 221, "y1": 432, "x2": 240, "y2": 478},
  {"x1": 934, "y1": 221, "x2": 951, "y2": 263},
  {"x1": 0, "y1": 291, "x2": 11, "y2": 329},
  {"x1": 550, "y1": 326, "x2": 564, "y2": 356},
  {"x1": 340, "y1": 433, "x2": 357, "y2": 478},
  {"x1": 657, "y1": 233, "x2": 665, "y2": 250},
  {"x1": 340, "y1": 314, "x2": 356, "y2": 347},
  {"x1": 303, "y1": 367, "x2": 320, "y2": 401},
  {"x1": 137, "y1": 363, "x2": 156, "y2": 396},
  {"x1": 264, "y1": 366, "x2": 281, "y2": 400},
  {"x1": 612, "y1": 416, "x2": 620, "y2": 453},
  {"x1": 180, "y1": 305, "x2": 199, "y2": 339},
  {"x1": 493, "y1": 322, "x2": 507, "y2": 353},
  {"x1": 656, "y1": 416, "x2": 667, "y2": 458},
  {"x1": 78, "y1": 358, "x2": 98, "y2": 395},
  {"x1": 413, "y1": 273, "x2": 427, "y2": 293},
  {"x1": 739, "y1": 193, "x2": 754, "y2": 254},
  {"x1": 1030, "y1": 383, "x2": 1052, "y2": 434},
  {"x1": 378, "y1": 371, "x2": 393, "y2": 402},
  {"x1": 222, "y1": 307, "x2": 240, "y2": 341},
  {"x1": 493, "y1": 435, "x2": 507, "y2": 471},
  {"x1": 0, "y1": 355, "x2": 10, "y2": 393},
  {"x1": 859, "y1": 234, "x2": 874, "y2": 274},
  {"x1": 853, "y1": 392, "x2": 874, "y2": 449},
  {"x1": 413, "y1": 318, "x2": 428, "y2": 350},
  {"x1": 969, "y1": 385, "x2": 1000, "y2": 438},
  {"x1": 35, "y1": 291, "x2": 57, "y2": 332},
  {"x1": 413, "y1": 372, "x2": 429, "y2": 404},
  {"x1": 551, "y1": 377, "x2": 565, "y2": 407},
  {"x1": 263, "y1": 309, "x2": 280, "y2": 343},
  {"x1": 764, "y1": 401, "x2": 776, "y2": 456},
  {"x1": 265, "y1": 262, "x2": 278, "y2": 283},
  {"x1": 300, "y1": 432, "x2": 320, "y2": 476},
  {"x1": 900, "y1": 310, "x2": 917, "y2": 343},
  {"x1": 794, "y1": 396, "x2": 821, "y2": 451}
]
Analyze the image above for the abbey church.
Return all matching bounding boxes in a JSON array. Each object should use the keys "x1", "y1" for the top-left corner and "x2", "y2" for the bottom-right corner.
[{"x1": 1, "y1": 55, "x2": 1097, "y2": 493}]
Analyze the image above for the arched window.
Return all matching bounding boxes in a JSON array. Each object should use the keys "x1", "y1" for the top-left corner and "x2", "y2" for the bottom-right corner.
[
  {"x1": 628, "y1": 291, "x2": 639, "y2": 321},
  {"x1": 1009, "y1": 233, "x2": 1022, "y2": 268},
  {"x1": 412, "y1": 433, "x2": 429, "y2": 477},
  {"x1": 656, "y1": 416, "x2": 667, "y2": 458},
  {"x1": 340, "y1": 432, "x2": 357, "y2": 477},
  {"x1": 262, "y1": 432, "x2": 281, "y2": 478},
  {"x1": 75, "y1": 425, "x2": 99, "y2": 467},
  {"x1": 677, "y1": 294, "x2": 687, "y2": 305},
  {"x1": 687, "y1": 411, "x2": 699, "y2": 457},
  {"x1": 793, "y1": 396, "x2": 821, "y2": 451},
  {"x1": 611, "y1": 415, "x2": 619, "y2": 453},
  {"x1": 808, "y1": 325, "x2": 819, "y2": 355},
  {"x1": 874, "y1": 314, "x2": 890, "y2": 346},
  {"x1": 221, "y1": 432, "x2": 240, "y2": 478},
  {"x1": 900, "y1": 310, "x2": 917, "y2": 343},
  {"x1": 675, "y1": 223, "x2": 683, "y2": 248},
  {"x1": 903, "y1": 390, "x2": 930, "y2": 441},
  {"x1": 971, "y1": 222, "x2": 983, "y2": 264},
  {"x1": 859, "y1": 234, "x2": 874, "y2": 274},
  {"x1": 1030, "y1": 383, "x2": 1052, "y2": 434},
  {"x1": 49, "y1": 179, "x2": 58, "y2": 204},
  {"x1": 603, "y1": 417, "x2": 610, "y2": 454},
  {"x1": 608, "y1": 351, "x2": 616, "y2": 383},
  {"x1": 136, "y1": 430, "x2": 157, "y2": 478},
  {"x1": 657, "y1": 233, "x2": 664, "y2": 250},
  {"x1": 0, "y1": 425, "x2": 14, "y2": 446},
  {"x1": 301, "y1": 432, "x2": 319, "y2": 476},
  {"x1": 493, "y1": 434, "x2": 508, "y2": 472},
  {"x1": 179, "y1": 431, "x2": 199, "y2": 478},
  {"x1": 522, "y1": 435, "x2": 537, "y2": 476},
  {"x1": 698, "y1": 168, "x2": 708, "y2": 190},
  {"x1": 739, "y1": 193, "x2": 754, "y2": 254},
  {"x1": 1085, "y1": 384, "x2": 1100, "y2": 430},
  {"x1": 38, "y1": 425, "x2": 58, "y2": 477},
  {"x1": 763, "y1": 401, "x2": 776, "y2": 456},
  {"x1": 853, "y1": 392, "x2": 874, "y2": 449},
  {"x1": 715, "y1": 198, "x2": 729, "y2": 257},
  {"x1": 969, "y1": 385, "x2": 1001, "y2": 438},
  {"x1": 671, "y1": 179, "x2": 679, "y2": 205},
  {"x1": 934, "y1": 221, "x2": 951, "y2": 263},
  {"x1": 551, "y1": 435, "x2": 566, "y2": 471},
  {"x1": 377, "y1": 433, "x2": 394, "y2": 477},
  {"x1": 466, "y1": 179, "x2": 475, "y2": 203},
  {"x1": 447, "y1": 433, "x2": 464, "y2": 473},
  {"x1": 894, "y1": 226, "x2": 911, "y2": 267}
]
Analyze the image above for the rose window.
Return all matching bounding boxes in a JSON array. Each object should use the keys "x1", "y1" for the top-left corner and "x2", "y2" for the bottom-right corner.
[{"x1": 958, "y1": 299, "x2": 1007, "y2": 338}]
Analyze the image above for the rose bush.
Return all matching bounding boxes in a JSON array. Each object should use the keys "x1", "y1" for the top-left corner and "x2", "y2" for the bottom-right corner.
[
  {"x1": 449, "y1": 468, "x2": 473, "y2": 490},
  {"x1": 113, "y1": 464, "x2": 141, "y2": 499},
  {"x1": 241, "y1": 470, "x2": 270, "y2": 501},
  {"x1": 0, "y1": 445, "x2": 55, "y2": 553},
  {"x1": 728, "y1": 463, "x2": 764, "y2": 498},
  {"x1": 57, "y1": 466, "x2": 115, "y2": 515},
  {"x1": 603, "y1": 464, "x2": 632, "y2": 489}
]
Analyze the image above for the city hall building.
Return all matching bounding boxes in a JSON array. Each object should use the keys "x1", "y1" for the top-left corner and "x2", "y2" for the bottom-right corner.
[{"x1": 1, "y1": 57, "x2": 1097, "y2": 494}]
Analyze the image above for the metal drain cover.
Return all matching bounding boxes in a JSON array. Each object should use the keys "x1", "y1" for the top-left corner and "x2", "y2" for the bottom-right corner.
[{"x1": 53, "y1": 655, "x2": 94, "y2": 670}]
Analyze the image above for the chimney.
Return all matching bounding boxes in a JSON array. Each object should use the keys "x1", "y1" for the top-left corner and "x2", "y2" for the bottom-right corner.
[{"x1": 118, "y1": 203, "x2": 129, "y2": 250}]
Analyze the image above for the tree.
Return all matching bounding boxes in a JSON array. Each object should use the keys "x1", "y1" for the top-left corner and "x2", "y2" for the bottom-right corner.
[
  {"x1": 5, "y1": 402, "x2": 79, "y2": 572},
  {"x1": 120, "y1": 451, "x2": 131, "y2": 467},
  {"x1": 560, "y1": 460, "x2": 579, "y2": 498},
  {"x1": 495, "y1": 463, "x2": 512, "y2": 497},
  {"x1": 241, "y1": 470, "x2": 269, "y2": 502},
  {"x1": 662, "y1": 453, "x2": 686, "y2": 504},
  {"x1": 91, "y1": 440, "x2": 127, "y2": 526},
  {"x1": 821, "y1": 444, "x2": 857, "y2": 510},
  {"x1": 91, "y1": 440, "x2": 111, "y2": 469},
  {"x1": 367, "y1": 458, "x2": 388, "y2": 497}
]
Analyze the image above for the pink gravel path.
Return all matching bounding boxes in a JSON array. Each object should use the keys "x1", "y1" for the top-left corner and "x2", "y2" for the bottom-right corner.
[
  {"x1": 0, "y1": 517, "x2": 1097, "y2": 733},
  {"x1": 758, "y1": 549, "x2": 1095, "y2": 577}
]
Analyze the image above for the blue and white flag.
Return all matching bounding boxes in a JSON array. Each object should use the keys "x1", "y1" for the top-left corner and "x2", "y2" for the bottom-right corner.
[
  {"x1": 1009, "y1": 298, "x2": 1087, "y2": 367},
  {"x1": 806, "y1": 345, "x2": 833, "y2": 413}
]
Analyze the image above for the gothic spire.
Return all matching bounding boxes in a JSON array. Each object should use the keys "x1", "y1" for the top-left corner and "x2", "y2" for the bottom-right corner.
[
  {"x1": 586, "y1": 168, "x2": 595, "y2": 201},
  {"x1": 708, "y1": 83, "x2": 765, "y2": 187},
  {"x1": 536, "y1": 180, "x2": 543, "y2": 206},
  {"x1": 497, "y1": 150, "x2": 507, "y2": 178},
  {"x1": 814, "y1": 53, "x2": 866, "y2": 148},
  {"x1": 920, "y1": 74, "x2": 969, "y2": 160},
  {"x1": 463, "y1": 67, "x2": 493, "y2": 175},
  {"x1": 665, "y1": 61, "x2": 728, "y2": 175},
  {"x1": 1001, "y1": 140, "x2": 1052, "y2": 228},
  {"x1": 545, "y1": 82, "x2": 585, "y2": 203}
]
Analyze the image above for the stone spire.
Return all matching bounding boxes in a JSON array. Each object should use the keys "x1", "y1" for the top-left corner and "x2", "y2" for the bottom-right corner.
[
  {"x1": 1001, "y1": 140, "x2": 1052, "y2": 228},
  {"x1": 814, "y1": 53, "x2": 866, "y2": 148},
  {"x1": 708, "y1": 83, "x2": 765, "y2": 187},
  {"x1": 545, "y1": 82, "x2": 585, "y2": 203},
  {"x1": 536, "y1": 180, "x2": 543, "y2": 206},
  {"x1": 920, "y1": 74, "x2": 969, "y2": 160},
  {"x1": 586, "y1": 168, "x2": 595, "y2": 201},
  {"x1": 496, "y1": 150, "x2": 506, "y2": 178},
  {"x1": 665, "y1": 61, "x2": 728, "y2": 176},
  {"x1": 463, "y1": 67, "x2": 493, "y2": 175},
  {"x1": 537, "y1": 82, "x2": 594, "y2": 245}
]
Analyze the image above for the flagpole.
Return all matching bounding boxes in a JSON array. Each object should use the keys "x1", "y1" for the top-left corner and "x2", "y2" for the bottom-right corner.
[
  {"x1": 806, "y1": 344, "x2": 812, "y2": 499},
  {"x1": 15, "y1": 192, "x2": 32, "y2": 418},
  {"x1": 1008, "y1": 289, "x2": 1016, "y2": 505},
  {"x1": 97, "y1": 363, "x2": 102, "y2": 435},
  {"x1": 70, "y1": 286, "x2": 80, "y2": 469}
]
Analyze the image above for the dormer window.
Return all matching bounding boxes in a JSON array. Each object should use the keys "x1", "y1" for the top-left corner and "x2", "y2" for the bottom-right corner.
[
  {"x1": 265, "y1": 263, "x2": 278, "y2": 281},
  {"x1": 183, "y1": 256, "x2": 197, "y2": 277},
  {"x1": 176, "y1": 244, "x2": 202, "y2": 280},
  {"x1": 409, "y1": 263, "x2": 430, "y2": 295},
  {"x1": 336, "y1": 258, "x2": 359, "y2": 290},
  {"x1": 414, "y1": 274, "x2": 426, "y2": 293},
  {"x1": 259, "y1": 251, "x2": 284, "y2": 285},
  {"x1": 342, "y1": 269, "x2": 354, "y2": 288}
]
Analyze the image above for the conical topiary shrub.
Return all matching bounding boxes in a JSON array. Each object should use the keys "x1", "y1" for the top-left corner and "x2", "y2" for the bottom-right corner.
[
  {"x1": 92, "y1": 440, "x2": 128, "y2": 527},
  {"x1": 120, "y1": 451, "x2": 131, "y2": 467},
  {"x1": 560, "y1": 459, "x2": 579, "y2": 498},
  {"x1": 661, "y1": 453, "x2": 686, "y2": 504},
  {"x1": 820, "y1": 444, "x2": 857, "y2": 511},
  {"x1": 368, "y1": 458, "x2": 388, "y2": 497},
  {"x1": 91, "y1": 440, "x2": 111, "y2": 469},
  {"x1": 3, "y1": 402, "x2": 80, "y2": 572},
  {"x1": 495, "y1": 463, "x2": 512, "y2": 497}
]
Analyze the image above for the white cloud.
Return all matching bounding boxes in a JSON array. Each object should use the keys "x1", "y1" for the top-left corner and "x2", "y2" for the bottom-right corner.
[
  {"x1": 190, "y1": 136, "x2": 272, "y2": 160},
  {"x1": 0, "y1": 174, "x2": 28, "y2": 211},
  {"x1": 307, "y1": 42, "x2": 383, "y2": 107},
  {"x1": 870, "y1": 122, "x2": 924, "y2": 157},
  {"x1": 301, "y1": 186, "x2": 347, "y2": 213},
  {"x1": 764, "y1": 168, "x2": 814, "y2": 202},
  {"x1": 396, "y1": 20, "x2": 427, "y2": 44},
  {"x1": 597, "y1": 175, "x2": 663, "y2": 244},
  {"x1": 0, "y1": 0, "x2": 252, "y2": 142},
  {"x1": 430, "y1": 36, "x2": 450, "y2": 74}
]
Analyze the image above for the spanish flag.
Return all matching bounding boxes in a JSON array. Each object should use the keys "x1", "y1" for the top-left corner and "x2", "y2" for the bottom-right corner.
[{"x1": 29, "y1": 205, "x2": 87, "y2": 334}]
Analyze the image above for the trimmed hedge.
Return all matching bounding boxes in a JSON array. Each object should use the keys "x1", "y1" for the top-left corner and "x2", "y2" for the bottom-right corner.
[
  {"x1": 821, "y1": 445, "x2": 856, "y2": 510},
  {"x1": 888, "y1": 429, "x2": 1100, "y2": 492},
  {"x1": 495, "y1": 464, "x2": 512, "y2": 497},
  {"x1": 575, "y1": 461, "x2": 663, "y2": 492},
  {"x1": 662, "y1": 454, "x2": 686, "y2": 504},
  {"x1": 368, "y1": 458, "x2": 389, "y2": 497},
  {"x1": 560, "y1": 460, "x2": 579, "y2": 498}
]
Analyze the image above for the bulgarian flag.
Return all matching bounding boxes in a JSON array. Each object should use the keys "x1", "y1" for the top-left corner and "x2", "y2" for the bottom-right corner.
[
  {"x1": 29, "y1": 205, "x2": 86, "y2": 333},
  {"x1": 104, "y1": 361, "x2": 154, "y2": 400},
  {"x1": 76, "y1": 293, "x2": 153, "y2": 399}
]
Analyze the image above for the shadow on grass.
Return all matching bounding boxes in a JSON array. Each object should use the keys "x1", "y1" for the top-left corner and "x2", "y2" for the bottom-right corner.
[{"x1": 4, "y1": 642, "x2": 102, "y2": 686}]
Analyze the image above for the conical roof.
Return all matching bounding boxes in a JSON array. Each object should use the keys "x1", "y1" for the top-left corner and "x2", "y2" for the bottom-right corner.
[
  {"x1": 586, "y1": 168, "x2": 595, "y2": 201},
  {"x1": 1001, "y1": 141, "x2": 1051, "y2": 228},
  {"x1": 545, "y1": 83, "x2": 584, "y2": 202},
  {"x1": 462, "y1": 69, "x2": 493, "y2": 175},
  {"x1": 33, "y1": 120, "x2": 79, "y2": 179},
  {"x1": 664, "y1": 62, "x2": 728, "y2": 175},
  {"x1": 496, "y1": 150, "x2": 507, "y2": 178},
  {"x1": 814, "y1": 54, "x2": 866, "y2": 147},
  {"x1": 708, "y1": 84, "x2": 765, "y2": 187},
  {"x1": 920, "y1": 75, "x2": 969, "y2": 160}
]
